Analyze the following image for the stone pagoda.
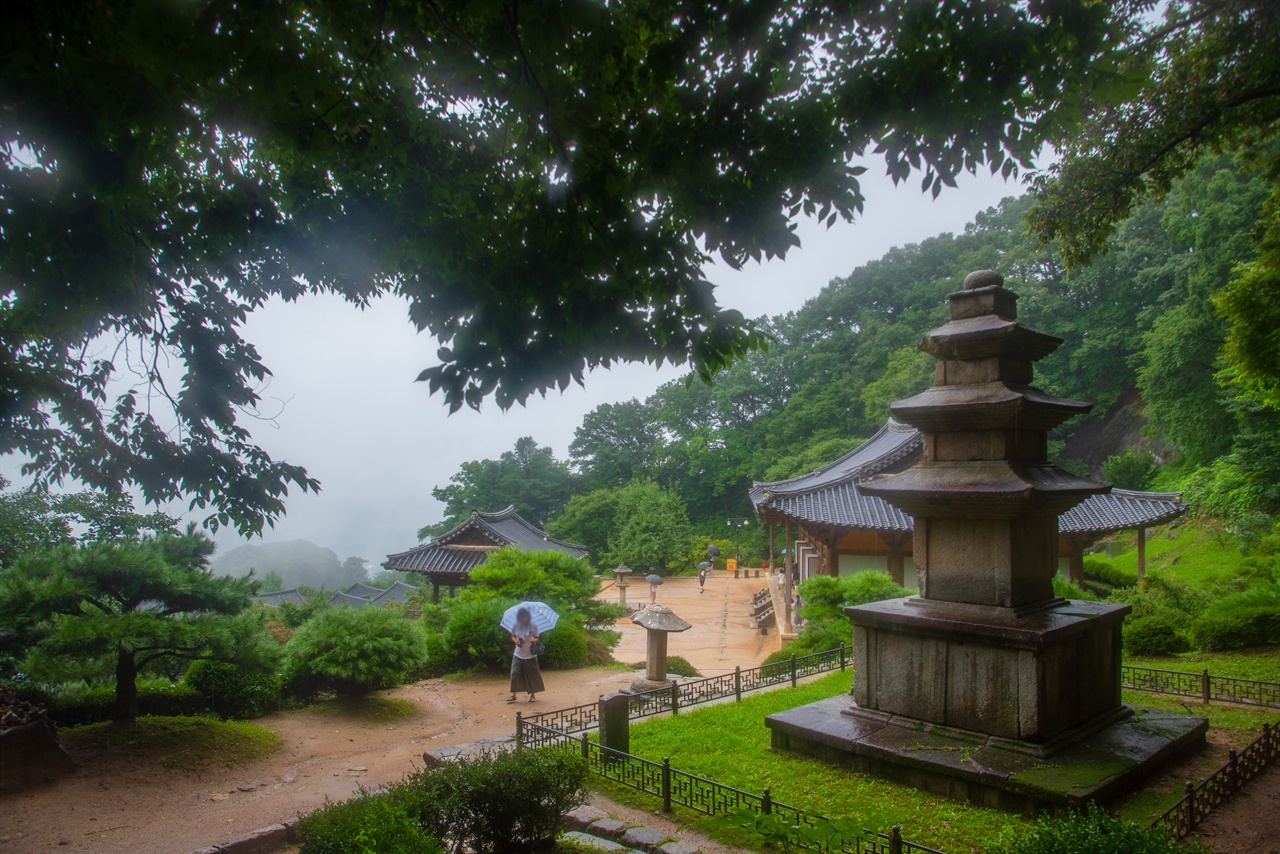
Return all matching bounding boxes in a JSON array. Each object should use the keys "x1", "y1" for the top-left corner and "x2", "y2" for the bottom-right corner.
[{"x1": 766, "y1": 270, "x2": 1206, "y2": 810}]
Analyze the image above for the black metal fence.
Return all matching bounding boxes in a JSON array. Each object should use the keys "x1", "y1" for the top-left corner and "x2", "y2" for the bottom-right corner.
[
  {"x1": 1122, "y1": 665, "x2": 1280, "y2": 709},
  {"x1": 1153, "y1": 722, "x2": 1280, "y2": 839},
  {"x1": 525, "y1": 644, "x2": 848, "y2": 735},
  {"x1": 519, "y1": 717, "x2": 944, "y2": 854}
]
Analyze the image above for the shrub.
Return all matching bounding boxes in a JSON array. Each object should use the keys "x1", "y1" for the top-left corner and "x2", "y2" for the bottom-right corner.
[
  {"x1": 397, "y1": 746, "x2": 587, "y2": 854},
  {"x1": 665, "y1": 655, "x2": 701, "y2": 677},
  {"x1": 298, "y1": 790, "x2": 438, "y2": 854},
  {"x1": 839, "y1": 571, "x2": 908, "y2": 606},
  {"x1": 991, "y1": 803, "x2": 1209, "y2": 854},
  {"x1": 421, "y1": 632, "x2": 461, "y2": 677},
  {"x1": 541, "y1": 622, "x2": 589, "y2": 669},
  {"x1": 1100, "y1": 449, "x2": 1156, "y2": 490},
  {"x1": 1053, "y1": 576, "x2": 1098, "y2": 601},
  {"x1": 762, "y1": 622, "x2": 848, "y2": 666},
  {"x1": 441, "y1": 597, "x2": 514, "y2": 670},
  {"x1": 1083, "y1": 558, "x2": 1137, "y2": 589},
  {"x1": 583, "y1": 634, "x2": 616, "y2": 666},
  {"x1": 1189, "y1": 587, "x2": 1280, "y2": 651},
  {"x1": 1190, "y1": 607, "x2": 1280, "y2": 651},
  {"x1": 285, "y1": 607, "x2": 428, "y2": 698},
  {"x1": 185, "y1": 660, "x2": 281, "y2": 720},
  {"x1": 1123, "y1": 614, "x2": 1186, "y2": 656},
  {"x1": 265, "y1": 620, "x2": 295, "y2": 645}
]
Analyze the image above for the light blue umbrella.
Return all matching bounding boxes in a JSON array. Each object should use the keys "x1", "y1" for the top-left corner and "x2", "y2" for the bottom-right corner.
[{"x1": 500, "y1": 601, "x2": 559, "y2": 634}]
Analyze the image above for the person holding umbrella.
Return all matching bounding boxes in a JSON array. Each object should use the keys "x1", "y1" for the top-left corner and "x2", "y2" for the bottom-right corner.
[
  {"x1": 646, "y1": 573, "x2": 663, "y2": 603},
  {"x1": 697, "y1": 561, "x2": 710, "y2": 593},
  {"x1": 501, "y1": 602, "x2": 556, "y2": 703}
]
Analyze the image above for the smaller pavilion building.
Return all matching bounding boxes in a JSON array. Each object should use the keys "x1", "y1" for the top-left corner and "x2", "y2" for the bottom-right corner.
[
  {"x1": 751, "y1": 420, "x2": 1186, "y2": 585},
  {"x1": 382, "y1": 506, "x2": 589, "y2": 602}
]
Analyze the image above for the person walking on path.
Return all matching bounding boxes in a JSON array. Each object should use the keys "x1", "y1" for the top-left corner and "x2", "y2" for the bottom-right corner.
[
  {"x1": 506, "y1": 607, "x2": 545, "y2": 703},
  {"x1": 698, "y1": 565, "x2": 708, "y2": 594}
]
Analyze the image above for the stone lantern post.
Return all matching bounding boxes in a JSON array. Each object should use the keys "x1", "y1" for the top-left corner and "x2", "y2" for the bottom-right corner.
[
  {"x1": 626, "y1": 604, "x2": 691, "y2": 693},
  {"x1": 613, "y1": 564, "x2": 632, "y2": 610}
]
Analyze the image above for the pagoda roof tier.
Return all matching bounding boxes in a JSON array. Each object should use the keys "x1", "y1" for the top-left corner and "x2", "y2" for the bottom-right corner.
[
  {"x1": 891, "y1": 383, "x2": 1092, "y2": 433},
  {"x1": 859, "y1": 462, "x2": 1107, "y2": 520},
  {"x1": 919, "y1": 313, "x2": 1064, "y2": 362}
]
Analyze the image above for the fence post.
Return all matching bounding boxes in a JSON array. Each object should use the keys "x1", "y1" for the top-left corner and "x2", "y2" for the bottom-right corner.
[
  {"x1": 671, "y1": 680, "x2": 680, "y2": 716},
  {"x1": 790, "y1": 653, "x2": 797, "y2": 689},
  {"x1": 1201, "y1": 669, "x2": 1211, "y2": 704},
  {"x1": 599, "y1": 693, "x2": 630, "y2": 763},
  {"x1": 1266, "y1": 722, "x2": 1274, "y2": 760},
  {"x1": 762, "y1": 787, "x2": 772, "y2": 815},
  {"x1": 1228, "y1": 748, "x2": 1239, "y2": 792},
  {"x1": 840, "y1": 641, "x2": 847, "y2": 671},
  {"x1": 516, "y1": 711, "x2": 523, "y2": 749},
  {"x1": 734, "y1": 666, "x2": 742, "y2": 702},
  {"x1": 889, "y1": 825, "x2": 903, "y2": 854},
  {"x1": 1185, "y1": 781, "x2": 1197, "y2": 831},
  {"x1": 662, "y1": 757, "x2": 672, "y2": 812},
  {"x1": 582, "y1": 731, "x2": 590, "y2": 760}
]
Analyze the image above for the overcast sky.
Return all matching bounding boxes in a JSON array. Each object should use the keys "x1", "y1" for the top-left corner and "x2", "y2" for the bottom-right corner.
[
  {"x1": 211, "y1": 168, "x2": 1024, "y2": 565},
  {"x1": 3, "y1": 167, "x2": 1026, "y2": 565}
]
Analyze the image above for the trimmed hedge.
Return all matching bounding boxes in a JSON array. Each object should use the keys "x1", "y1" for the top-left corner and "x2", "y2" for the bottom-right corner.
[
  {"x1": 37, "y1": 683, "x2": 205, "y2": 727},
  {"x1": 185, "y1": 660, "x2": 281, "y2": 720},
  {"x1": 1191, "y1": 607, "x2": 1280, "y2": 652},
  {"x1": 541, "y1": 622, "x2": 589, "y2": 669},
  {"x1": 1123, "y1": 614, "x2": 1186, "y2": 656}
]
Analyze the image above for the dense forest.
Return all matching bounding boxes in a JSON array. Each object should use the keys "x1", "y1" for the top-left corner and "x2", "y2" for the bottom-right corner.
[{"x1": 426, "y1": 153, "x2": 1280, "y2": 567}]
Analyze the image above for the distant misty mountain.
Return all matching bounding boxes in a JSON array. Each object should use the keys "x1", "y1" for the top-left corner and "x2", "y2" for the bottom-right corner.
[{"x1": 211, "y1": 540, "x2": 367, "y2": 590}]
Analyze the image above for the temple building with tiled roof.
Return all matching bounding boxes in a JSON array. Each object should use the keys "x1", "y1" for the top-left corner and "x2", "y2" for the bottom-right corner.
[
  {"x1": 382, "y1": 506, "x2": 589, "y2": 602},
  {"x1": 751, "y1": 420, "x2": 1186, "y2": 585}
]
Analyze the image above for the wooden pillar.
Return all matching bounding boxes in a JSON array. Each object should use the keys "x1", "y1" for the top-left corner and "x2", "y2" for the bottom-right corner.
[
  {"x1": 1137, "y1": 527, "x2": 1147, "y2": 578},
  {"x1": 883, "y1": 533, "x2": 908, "y2": 587},
  {"x1": 432, "y1": 581, "x2": 441, "y2": 604},
  {"x1": 768, "y1": 523, "x2": 776, "y2": 571},
  {"x1": 785, "y1": 523, "x2": 793, "y2": 575}
]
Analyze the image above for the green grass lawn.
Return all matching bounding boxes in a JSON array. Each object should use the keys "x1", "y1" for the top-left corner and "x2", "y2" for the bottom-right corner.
[
  {"x1": 604, "y1": 671, "x2": 1021, "y2": 853},
  {"x1": 62, "y1": 714, "x2": 281, "y2": 771},
  {"x1": 594, "y1": 659, "x2": 1280, "y2": 854},
  {"x1": 1126, "y1": 644, "x2": 1280, "y2": 682},
  {"x1": 1103, "y1": 521, "x2": 1248, "y2": 588}
]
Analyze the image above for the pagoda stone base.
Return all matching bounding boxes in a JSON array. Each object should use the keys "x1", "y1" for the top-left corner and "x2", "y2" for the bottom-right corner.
[
  {"x1": 848, "y1": 597, "x2": 1130, "y2": 742},
  {"x1": 765, "y1": 697, "x2": 1206, "y2": 813}
]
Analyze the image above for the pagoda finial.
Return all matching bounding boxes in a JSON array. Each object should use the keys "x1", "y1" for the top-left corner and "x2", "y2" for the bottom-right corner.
[{"x1": 962, "y1": 269, "x2": 1003, "y2": 290}]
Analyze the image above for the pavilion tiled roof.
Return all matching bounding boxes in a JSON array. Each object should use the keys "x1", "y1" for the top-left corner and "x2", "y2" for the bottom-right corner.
[
  {"x1": 752, "y1": 422, "x2": 1187, "y2": 537},
  {"x1": 370, "y1": 580, "x2": 419, "y2": 605},
  {"x1": 329, "y1": 591, "x2": 373, "y2": 608},
  {"x1": 383, "y1": 506, "x2": 588, "y2": 581},
  {"x1": 256, "y1": 587, "x2": 308, "y2": 607}
]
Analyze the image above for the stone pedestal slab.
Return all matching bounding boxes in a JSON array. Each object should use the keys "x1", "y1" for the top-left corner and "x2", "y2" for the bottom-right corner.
[
  {"x1": 765, "y1": 696, "x2": 1207, "y2": 813},
  {"x1": 848, "y1": 597, "x2": 1128, "y2": 743}
]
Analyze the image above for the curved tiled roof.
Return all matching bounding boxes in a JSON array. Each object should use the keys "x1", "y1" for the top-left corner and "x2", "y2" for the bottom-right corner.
[
  {"x1": 371, "y1": 580, "x2": 419, "y2": 605},
  {"x1": 1059, "y1": 489, "x2": 1188, "y2": 535},
  {"x1": 383, "y1": 506, "x2": 588, "y2": 579},
  {"x1": 329, "y1": 591, "x2": 373, "y2": 608},
  {"x1": 752, "y1": 423, "x2": 1186, "y2": 537},
  {"x1": 256, "y1": 588, "x2": 307, "y2": 607}
]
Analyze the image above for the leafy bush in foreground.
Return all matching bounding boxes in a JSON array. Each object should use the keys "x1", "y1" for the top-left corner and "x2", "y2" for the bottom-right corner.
[
  {"x1": 298, "y1": 789, "x2": 436, "y2": 854},
  {"x1": 540, "y1": 621, "x2": 589, "y2": 669},
  {"x1": 398, "y1": 747, "x2": 588, "y2": 854}
]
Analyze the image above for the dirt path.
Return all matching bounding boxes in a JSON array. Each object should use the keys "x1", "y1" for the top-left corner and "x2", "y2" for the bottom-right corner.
[{"x1": 0, "y1": 573, "x2": 772, "y2": 854}]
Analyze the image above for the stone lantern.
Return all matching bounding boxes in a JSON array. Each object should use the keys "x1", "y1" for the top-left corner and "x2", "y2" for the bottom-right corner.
[
  {"x1": 627, "y1": 604, "x2": 691, "y2": 693},
  {"x1": 613, "y1": 564, "x2": 632, "y2": 610},
  {"x1": 766, "y1": 270, "x2": 1206, "y2": 811}
]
